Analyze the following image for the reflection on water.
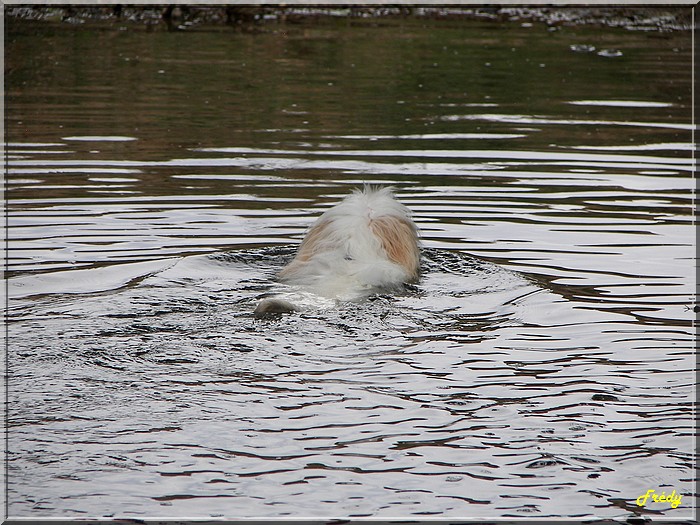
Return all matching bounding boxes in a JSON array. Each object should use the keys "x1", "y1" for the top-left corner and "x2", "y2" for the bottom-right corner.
[{"x1": 5, "y1": 14, "x2": 696, "y2": 520}]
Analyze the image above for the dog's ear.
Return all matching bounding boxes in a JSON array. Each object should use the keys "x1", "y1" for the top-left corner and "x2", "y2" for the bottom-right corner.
[
  {"x1": 369, "y1": 216, "x2": 420, "y2": 281},
  {"x1": 278, "y1": 218, "x2": 333, "y2": 280}
]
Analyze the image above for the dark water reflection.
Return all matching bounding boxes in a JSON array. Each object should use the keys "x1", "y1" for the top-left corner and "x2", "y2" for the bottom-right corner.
[{"x1": 5, "y1": 16, "x2": 696, "y2": 520}]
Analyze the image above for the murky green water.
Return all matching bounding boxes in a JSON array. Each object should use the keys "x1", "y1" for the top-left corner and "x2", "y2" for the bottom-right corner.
[{"x1": 5, "y1": 15, "x2": 696, "y2": 520}]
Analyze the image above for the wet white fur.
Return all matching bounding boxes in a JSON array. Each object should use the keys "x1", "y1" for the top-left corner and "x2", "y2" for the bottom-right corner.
[{"x1": 255, "y1": 187, "x2": 419, "y2": 316}]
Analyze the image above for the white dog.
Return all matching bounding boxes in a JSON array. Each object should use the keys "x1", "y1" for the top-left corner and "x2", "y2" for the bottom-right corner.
[{"x1": 254, "y1": 186, "x2": 420, "y2": 317}]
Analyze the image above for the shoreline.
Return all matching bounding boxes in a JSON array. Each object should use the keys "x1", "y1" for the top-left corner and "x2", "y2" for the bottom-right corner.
[{"x1": 5, "y1": 6, "x2": 695, "y2": 32}]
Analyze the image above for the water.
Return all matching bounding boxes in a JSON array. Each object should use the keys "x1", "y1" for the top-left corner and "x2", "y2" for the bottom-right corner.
[{"x1": 5, "y1": 16, "x2": 696, "y2": 520}]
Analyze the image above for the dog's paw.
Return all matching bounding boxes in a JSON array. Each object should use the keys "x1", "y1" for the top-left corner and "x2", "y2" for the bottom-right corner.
[{"x1": 254, "y1": 298, "x2": 298, "y2": 319}]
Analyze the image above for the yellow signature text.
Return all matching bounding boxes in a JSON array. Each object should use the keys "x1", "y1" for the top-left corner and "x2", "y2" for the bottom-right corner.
[{"x1": 636, "y1": 489, "x2": 682, "y2": 509}]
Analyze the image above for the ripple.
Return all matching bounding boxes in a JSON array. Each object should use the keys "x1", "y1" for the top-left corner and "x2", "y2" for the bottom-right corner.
[
  {"x1": 62, "y1": 135, "x2": 138, "y2": 142},
  {"x1": 567, "y1": 100, "x2": 674, "y2": 108}
]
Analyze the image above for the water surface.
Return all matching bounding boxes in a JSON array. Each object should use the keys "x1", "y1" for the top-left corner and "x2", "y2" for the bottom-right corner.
[{"x1": 5, "y1": 16, "x2": 696, "y2": 520}]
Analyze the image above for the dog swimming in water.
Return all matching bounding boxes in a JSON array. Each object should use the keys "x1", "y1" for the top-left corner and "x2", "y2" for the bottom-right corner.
[{"x1": 254, "y1": 186, "x2": 420, "y2": 318}]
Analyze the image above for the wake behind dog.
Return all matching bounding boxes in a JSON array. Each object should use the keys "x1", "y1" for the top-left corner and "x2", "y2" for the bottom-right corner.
[{"x1": 254, "y1": 186, "x2": 420, "y2": 318}]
